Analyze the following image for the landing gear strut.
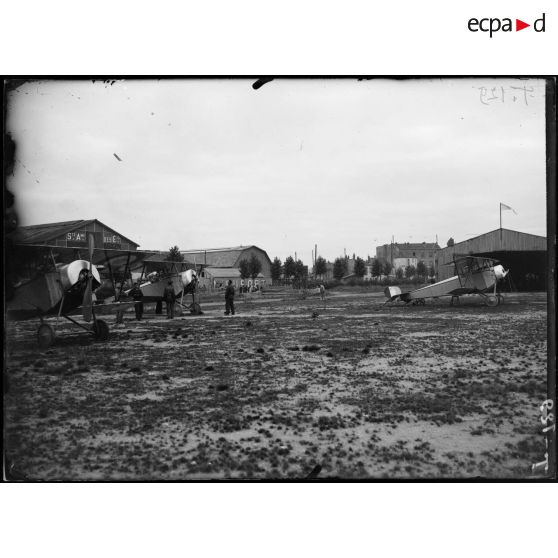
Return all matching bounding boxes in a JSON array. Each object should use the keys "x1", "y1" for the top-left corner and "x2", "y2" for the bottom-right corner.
[
  {"x1": 92, "y1": 319, "x2": 109, "y2": 341},
  {"x1": 190, "y1": 302, "x2": 202, "y2": 315},
  {"x1": 177, "y1": 289, "x2": 203, "y2": 315},
  {"x1": 37, "y1": 323, "x2": 56, "y2": 349},
  {"x1": 37, "y1": 316, "x2": 110, "y2": 348}
]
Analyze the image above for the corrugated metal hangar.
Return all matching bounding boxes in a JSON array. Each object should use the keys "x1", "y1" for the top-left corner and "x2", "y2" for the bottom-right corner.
[
  {"x1": 12, "y1": 219, "x2": 140, "y2": 251},
  {"x1": 436, "y1": 228, "x2": 547, "y2": 290}
]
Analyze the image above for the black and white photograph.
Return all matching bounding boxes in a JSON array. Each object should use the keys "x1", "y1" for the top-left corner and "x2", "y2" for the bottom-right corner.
[{"x1": 3, "y1": 77, "x2": 555, "y2": 480}]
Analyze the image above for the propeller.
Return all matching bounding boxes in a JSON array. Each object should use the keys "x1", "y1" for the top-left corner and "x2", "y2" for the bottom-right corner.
[
  {"x1": 82, "y1": 233, "x2": 95, "y2": 321},
  {"x1": 493, "y1": 264, "x2": 508, "y2": 280}
]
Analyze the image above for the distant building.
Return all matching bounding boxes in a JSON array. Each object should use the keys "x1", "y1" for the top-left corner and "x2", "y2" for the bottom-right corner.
[
  {"x1": 393, "y1": 257, "x2": 418, "y2": 271},
  {"x1": 181, "y1": 245, "x2": 272, "y2": 286},
  {"x1": 376, "y1": 241, "x2": 440, "y2": 271}
]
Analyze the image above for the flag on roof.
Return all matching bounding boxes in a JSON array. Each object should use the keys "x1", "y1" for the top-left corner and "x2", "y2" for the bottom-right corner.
[{"x1": 500, "y1": 203, "x2": 517, "y2": 214}]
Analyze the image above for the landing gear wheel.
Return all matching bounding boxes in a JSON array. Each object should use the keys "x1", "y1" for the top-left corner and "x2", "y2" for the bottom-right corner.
[
  {"x1": 174, "y1": 303, "x2": 183, "y2": 317},
  {"x1": 190, "y1": 302, "x2": 202, "y2": 315},
  {"x1": 486, "y1": 295, "x2": 498, "y2": 307},
  {"x1": 37, "y1": 324, "x2": 55, "y2": 349},
  {"x1": 92, "y1": 319, "x2": 109, "y2": 341},
  {"x1": 417, "y1": 298, "x2": 426, "y2": 306},
  {"x1": 497, "y1": 294, "x2": 504, "y2": 305},
  {"x1": 450, "y1": 296, "x2": 460, "y2": 306}
]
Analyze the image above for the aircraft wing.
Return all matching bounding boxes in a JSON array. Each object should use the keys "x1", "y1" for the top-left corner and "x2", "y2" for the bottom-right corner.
[
  {"x1": 452, "y1": 254, "x2": 500, "y2": 265},
  {"x1": 10, "y1": 244, "x2": 157, "y2": 273},
  {"x1": 64, "y1": 301, "x2": 136, "y2": 316},
  {"x1": 93, "y1": 249, "x2": 159, "y2": 272},
  {"x1": 445, "y1": 287, "x2": 478, "y2": 296},
  {"x1": 140, "y1": 256, "x2": 197, "y2": 270}
]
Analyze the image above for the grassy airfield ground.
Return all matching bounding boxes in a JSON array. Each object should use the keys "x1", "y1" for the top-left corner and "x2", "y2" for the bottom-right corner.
[{"x1": 4, "y1": 289, "x2": 548, "y2": 479}]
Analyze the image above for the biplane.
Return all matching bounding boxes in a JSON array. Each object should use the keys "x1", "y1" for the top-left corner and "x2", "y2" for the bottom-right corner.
[
  {"x1": 5, "y1": 234, "x2": 137, "y2": 348},
  {"x1": 384, "y1": 255, "x2": 509, "y2": 307},
  {"x1": 127, "y1": 258, "x2": 202, "y2": 315}
]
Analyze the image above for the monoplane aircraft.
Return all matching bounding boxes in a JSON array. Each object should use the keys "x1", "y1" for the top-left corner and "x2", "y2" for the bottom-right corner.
[
  {"x1": 384, "y1": 255, "x2": 509, "y2": 307},
  {"x1": 6, "y1": 234, "x2": 135, "y2": 348}
]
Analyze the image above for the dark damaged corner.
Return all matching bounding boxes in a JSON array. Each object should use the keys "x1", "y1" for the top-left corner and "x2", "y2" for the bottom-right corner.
[
  {"x1": 3, "y1": 132, "x2": 18, "y2": 234},
  {"x1": 5, "y1": 79, "x2": 32, "y2": 93},
  {"x1": 3, "y1": 128, "x2": 18, "y2": 305}
]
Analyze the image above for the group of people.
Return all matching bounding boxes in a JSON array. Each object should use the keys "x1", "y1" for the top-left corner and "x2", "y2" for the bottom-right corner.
[
  {"x1": 128, "y1": 279, "x2": 321, "y2": 320},
  {"x1": 128, "y1": 280, "x2": 178, "y2": 321},
  {"x1": 127, "y1": 279, "x2": 236, "y2": 320}
]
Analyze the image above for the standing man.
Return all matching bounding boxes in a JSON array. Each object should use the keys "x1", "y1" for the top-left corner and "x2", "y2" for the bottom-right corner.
[
  {"x1": 224, "y1": 279, "x2": 235, "y2": 316},
  {"x1": 162, "y1": 280, "x2": 176, "y2": 319},
  {"x1": 129, "y1": 281, "x2": 144, "y2": 321}
]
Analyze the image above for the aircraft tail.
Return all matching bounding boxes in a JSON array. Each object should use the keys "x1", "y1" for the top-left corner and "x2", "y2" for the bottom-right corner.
[{"x1": 384, "y1": 286, "x2": 402, "y2": 301}]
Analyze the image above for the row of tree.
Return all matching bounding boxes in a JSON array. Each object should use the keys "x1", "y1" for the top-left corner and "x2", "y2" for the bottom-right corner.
[
  {"x1": 270, "y1": 254, "x2": 436, "y2": 283},
  {"x1": 331, "y1": 256, "x2": 367, "y2": 280},
  {"x1": 271, "y1": 256, "x2": 307, "y2": 285},
  {"x1": 394, "y1": 262, "x2": 435, "y2": 280}
]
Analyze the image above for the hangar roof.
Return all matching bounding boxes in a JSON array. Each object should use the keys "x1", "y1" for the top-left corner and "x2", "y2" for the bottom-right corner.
[
  {"x1": 395, "y1": 242, "x2": 440, "y2": 249},
  {"x1": 12, "y1": 219, "x2": 140, "y2": 248},
  {"x1": 142, "y1": 253, "x2": 196, "y2": 267},
  {"x1": 13, "y1": 220, "x2": 93, "y2": 244},
  {"x1": 438, "y1": 228, "x2": 546, "y2": 261},
  {"x1": 181, "y1": 246, "x2": 271, "y2": 267}
]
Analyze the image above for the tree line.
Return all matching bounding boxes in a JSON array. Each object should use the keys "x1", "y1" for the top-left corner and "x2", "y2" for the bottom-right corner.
[
  {"x1": 270, "y1": 255, "x2": 436, "y2": 283},
  {"x1": 270, "y1": 256, "x2": 307, "y2": 286}
]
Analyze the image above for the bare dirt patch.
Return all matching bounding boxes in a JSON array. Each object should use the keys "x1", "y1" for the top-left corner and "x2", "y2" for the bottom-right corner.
[{"x1": 4, "y1": 291, "x2": 547, "y2": 479}]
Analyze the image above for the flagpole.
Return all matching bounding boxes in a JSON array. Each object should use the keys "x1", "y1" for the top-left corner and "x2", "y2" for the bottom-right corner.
[
  {"x1": 499, "y1": 203, "x2": 502, "y2": 230},
  {"x1": 499, "y1": 203, "x2": 502, "y2": 245}
]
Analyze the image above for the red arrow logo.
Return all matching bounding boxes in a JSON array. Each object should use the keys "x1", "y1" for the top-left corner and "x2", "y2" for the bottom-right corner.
[{"x1": 516, "y1": 19, "x2": 530, "y2": 31}]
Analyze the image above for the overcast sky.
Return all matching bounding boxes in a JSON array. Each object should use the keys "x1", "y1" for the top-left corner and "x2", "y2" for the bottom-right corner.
[{"x1": 7, "y1": 78, "x2": 547, "y2": 264}]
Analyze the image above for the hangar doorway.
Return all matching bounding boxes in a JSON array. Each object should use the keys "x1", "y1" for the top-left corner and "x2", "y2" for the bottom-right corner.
[{"x1": 475, "y1": 250, "x2": 546, "y2": 291}]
